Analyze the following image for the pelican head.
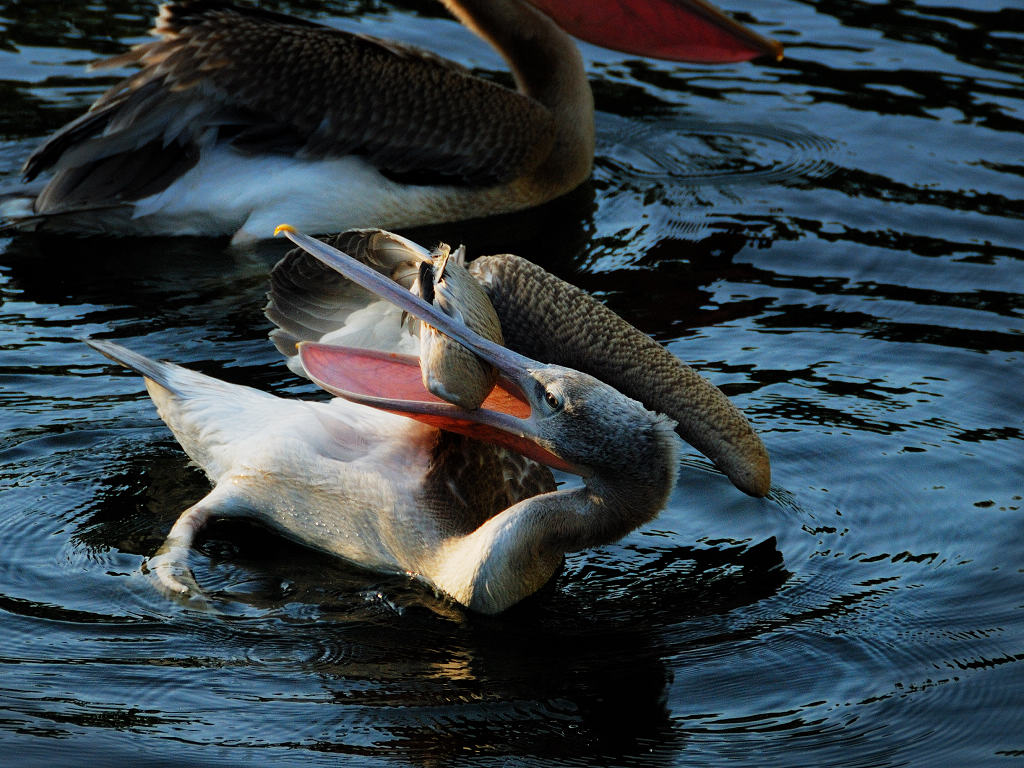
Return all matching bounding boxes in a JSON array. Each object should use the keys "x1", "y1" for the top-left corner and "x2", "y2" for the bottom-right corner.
[{"x1": 506, "y1": 363, "x2": 679, "y2": 482}]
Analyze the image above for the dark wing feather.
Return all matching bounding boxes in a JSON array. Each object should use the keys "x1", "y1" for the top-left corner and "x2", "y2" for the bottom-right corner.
[
  {"x1": 264, "y1": 229, "x2": 426, "y2": 361},
  {"x1": 25, "y1": 1, "x2": 555, "y2": 209},
  {"x1": 265, "y1": 244, "x2": 358, "y2": 361}
]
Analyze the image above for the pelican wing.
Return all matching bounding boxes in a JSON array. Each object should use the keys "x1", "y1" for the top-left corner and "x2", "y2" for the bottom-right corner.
[
  {"x1": 24, "y1": 2, "x2": 556, "y2": 209},
  {"x1": 265, "y1": 230, "x2": 430, "y2": 372},
  {"x1": 86, "y1": 338, "x2": 416, "y2": 484}
]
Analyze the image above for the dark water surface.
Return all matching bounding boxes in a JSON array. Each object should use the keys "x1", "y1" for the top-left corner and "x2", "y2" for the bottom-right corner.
[{"x1": 2, "y1": 1, "x2": 1022, "y2": 766}]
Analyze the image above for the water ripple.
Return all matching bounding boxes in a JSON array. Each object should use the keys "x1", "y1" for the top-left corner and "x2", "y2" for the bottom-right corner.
[
  {"x1": 598, "y1": 116, "x2": 839, "y2": 188},
  {"x1": 2, "y1": 1, "x2": 1023, "y2": 764}
]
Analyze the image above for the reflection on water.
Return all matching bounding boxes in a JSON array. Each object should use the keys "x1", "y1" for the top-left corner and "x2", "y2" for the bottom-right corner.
[{"x1": 1, "y1": 0, "x2": 1022, "y2": 766}]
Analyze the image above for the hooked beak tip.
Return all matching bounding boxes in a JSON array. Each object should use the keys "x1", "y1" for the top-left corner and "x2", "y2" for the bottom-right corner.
[{"x1": 274, "y1": 223, "x2": 297, "y2": 237}]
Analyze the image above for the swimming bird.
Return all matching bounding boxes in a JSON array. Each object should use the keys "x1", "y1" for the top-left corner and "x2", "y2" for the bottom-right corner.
[
  {"x1": 6, "y1": 0, "x2": 782, "y2": 243},
  {"x1": 86, "y1": 225, "x2": 768, "y2": 613}
]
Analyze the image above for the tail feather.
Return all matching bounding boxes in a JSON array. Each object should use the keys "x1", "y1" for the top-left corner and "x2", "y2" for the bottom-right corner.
[
  {"x1": 86, "y1": 337, "x2": 280, "y2": 409},
  {"x1": 2, "y1": 197, "x2": 134, "y2": 235},
  {"x1": 0, "y1": 186, "x2": 42, "y2": 233},
  {"x1": 87, "y1": 338, "x2": 192, "y2": 396}
]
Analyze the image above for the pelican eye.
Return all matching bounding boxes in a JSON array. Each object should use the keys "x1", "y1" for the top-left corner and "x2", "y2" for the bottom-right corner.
[{"x1": 544, "y1": 389, "x2": 562, "y2": 411}]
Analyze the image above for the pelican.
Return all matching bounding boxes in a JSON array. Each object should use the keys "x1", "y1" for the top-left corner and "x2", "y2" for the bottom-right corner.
[
  {"x1": 86, "y1": 225, "x2": 769, "y2": 613},
  {"x1": 4, "y1": 0, "x2": 782, "y2": 243}
]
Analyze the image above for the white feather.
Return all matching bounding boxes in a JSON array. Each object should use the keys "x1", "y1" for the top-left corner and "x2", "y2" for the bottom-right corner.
[{"x1": 127, "y1": 148, "x2": 500, "y2": 244}]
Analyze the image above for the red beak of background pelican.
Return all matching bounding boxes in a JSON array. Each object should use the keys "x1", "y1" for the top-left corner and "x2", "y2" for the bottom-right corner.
[{"x1": 528, "y1": 0, "x2": 783, "y2": 62}]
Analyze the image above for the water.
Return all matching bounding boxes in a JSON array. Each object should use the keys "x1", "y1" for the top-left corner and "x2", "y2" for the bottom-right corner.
[{"x1": 1, "y1": 1, "x2": 1022, "y2": 765}]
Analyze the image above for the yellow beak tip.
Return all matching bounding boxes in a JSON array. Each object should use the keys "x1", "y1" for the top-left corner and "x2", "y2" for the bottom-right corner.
[{"x1": 274, "y1": 223, "x2": 296, "y2": 237}]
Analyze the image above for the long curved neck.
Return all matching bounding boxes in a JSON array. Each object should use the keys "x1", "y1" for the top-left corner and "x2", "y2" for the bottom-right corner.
[
  {"x1": 441, "y1": 0, "x2": 594, "y2": 190},
  {"x1": 470, "y1": 254, "x2": 772, "y2": 497},
  {"x1": 429, "y1": 456, "x2": 677, "y2": 614}
]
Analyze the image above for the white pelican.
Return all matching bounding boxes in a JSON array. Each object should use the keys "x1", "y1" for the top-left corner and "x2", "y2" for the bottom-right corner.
[
  {"x1": 5, "y1": 0, "x2": 781, "y2": 243},
  {"x1": 86, "y1": 225, "x2": 769, "y2": 613}
]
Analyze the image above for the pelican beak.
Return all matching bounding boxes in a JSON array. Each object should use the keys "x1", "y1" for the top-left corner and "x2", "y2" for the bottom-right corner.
[
  {"x1": 527, "y1": 0, "x2": 783, "y2": 63},
  {"x1": 277, "y1": 225, "x2": 580, "y2": 473}
]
